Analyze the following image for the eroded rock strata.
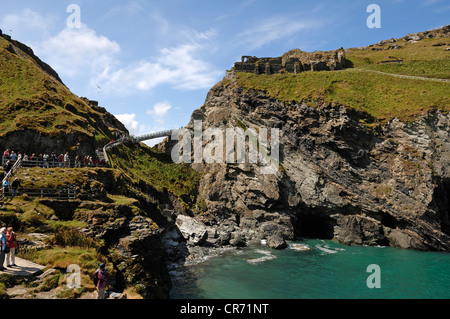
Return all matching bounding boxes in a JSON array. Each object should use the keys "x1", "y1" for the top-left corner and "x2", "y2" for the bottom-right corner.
[{"x1": 161, "y1": 76, "x2": 450, "y2": 252}]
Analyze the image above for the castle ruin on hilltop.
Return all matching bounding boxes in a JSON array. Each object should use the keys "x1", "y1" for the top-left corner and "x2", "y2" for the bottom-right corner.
[{"x1": 234, "y1": 48, "x2": 348, "y2": 75}]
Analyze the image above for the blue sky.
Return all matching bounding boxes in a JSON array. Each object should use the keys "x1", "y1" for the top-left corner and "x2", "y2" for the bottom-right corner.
[{"x1": 0, "y1": 0, "x2": 448, "y2": 145}]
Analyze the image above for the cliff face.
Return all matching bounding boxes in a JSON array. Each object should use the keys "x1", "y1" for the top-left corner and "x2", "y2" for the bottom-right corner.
[
  {"x1": 158, "y1": 25, "x2": 450, "y2": 252},
  {"x1": 0, "y1": 32, "x2": 174, "y2": 298},
  {"x1": 161, "y1": 75, "x2": 450, "y2": 252}
]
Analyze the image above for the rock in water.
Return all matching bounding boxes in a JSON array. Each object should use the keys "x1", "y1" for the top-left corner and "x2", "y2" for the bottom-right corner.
[{"x1": 267, "y1": 234, "x2": 287, "y2": 249}]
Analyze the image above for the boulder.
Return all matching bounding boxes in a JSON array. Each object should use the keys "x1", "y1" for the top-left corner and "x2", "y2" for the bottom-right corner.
[
  {"x1": 334, "y1": 215, "x2": 384, "y2": 246},
  {"x1": 176, "y1": 215, "x2": 208, "y2": 246},
  {"x1": 404, "y1": 33, "x2": 422, "y2": 42},
  {"x1": 266, "y1": 234, "x2": 287, "y2": 249},
  {"x1": 229, "y1": 231, "x2": 246, "y2": 247}
]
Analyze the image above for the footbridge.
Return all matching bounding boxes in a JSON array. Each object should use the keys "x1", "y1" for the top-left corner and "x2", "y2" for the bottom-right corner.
[{"x1": 102, "y1": 129, "x2": 176, "y2": 163}]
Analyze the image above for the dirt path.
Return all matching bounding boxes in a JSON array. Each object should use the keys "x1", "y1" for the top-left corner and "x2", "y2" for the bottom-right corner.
[
  {"x1": 1, "y1": 256, "x2": 45, "y2": 276},
  {"x1": 352, "y1": 68, "x2": 450, "y2": 83}
]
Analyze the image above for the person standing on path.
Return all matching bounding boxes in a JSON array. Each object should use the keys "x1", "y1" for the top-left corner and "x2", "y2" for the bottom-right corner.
[
  {"x1": 11, "y1": 177, "x2": 21, "y2": 197},
  {"x1": 2, "y1": 177, "x2": 10, "y2": 197},
  {"x1": 95, "y1": 263, "x2": 109, "y2": 299},
  {"x1": 0, "y1": 228, "x2": 7, "y2": 271},
  {"x1": 64, "y1": 152, "x2": 70, "y2": 168},
  {"x1": 3, "y1": 160, "x2": 12, "y2": 178},
  {"x1": 6, "y1": 227, "x2": 17, "y2": 267}
]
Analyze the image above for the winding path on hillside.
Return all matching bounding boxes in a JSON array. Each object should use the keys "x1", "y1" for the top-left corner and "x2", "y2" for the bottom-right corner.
[{"x1": 352, "y1": 68, "x2": 450, "y2": 83}]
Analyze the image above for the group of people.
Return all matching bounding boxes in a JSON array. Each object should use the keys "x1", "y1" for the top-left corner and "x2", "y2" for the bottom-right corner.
[
  {"x1": 0, "y1": 225, "x2": 109, "y2": 299},
  {"x1": 0, "y1": 226, "x2": 17, "y2": 270},
  {"x1": 74, "y1": 155, "x2": 106, "y2": 168},
  {"x1": 2, "y1": 177, "x2": 21, "y2": 197},
  {"x1": 2, "y1": 149, "x2": 106, "y2": 169}
]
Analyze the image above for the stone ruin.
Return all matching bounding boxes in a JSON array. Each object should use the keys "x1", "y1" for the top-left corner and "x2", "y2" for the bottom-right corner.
[{"x1": 234, "y1": 47, "x2": 348, "y2": 75}]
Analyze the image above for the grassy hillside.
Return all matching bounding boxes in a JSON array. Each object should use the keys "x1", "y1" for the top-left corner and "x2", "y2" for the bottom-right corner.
[
  {"x1": 0, "y1": 35, "x2": 116, "y2": 145},
  {"x1": 236, "y1": 34, "x2": 450, "y2": 122},
  {"x1": 108, "y1": 143, "x2": 201, "y2": 203},
  {"x1": 346, "y1": 37, "x2": 450, "y2": 79}
]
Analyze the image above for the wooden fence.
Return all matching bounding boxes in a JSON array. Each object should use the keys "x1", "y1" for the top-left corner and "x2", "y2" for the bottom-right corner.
[{"x1": 2, "y1": 187, "x2": 77, "y2": 200}]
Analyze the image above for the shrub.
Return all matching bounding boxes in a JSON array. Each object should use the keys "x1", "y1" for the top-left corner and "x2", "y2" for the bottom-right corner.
[{"x1": 47, "y1": 227, "x2": 98, "y2": 249}]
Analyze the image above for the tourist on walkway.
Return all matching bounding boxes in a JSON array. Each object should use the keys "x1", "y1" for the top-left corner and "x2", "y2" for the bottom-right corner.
[
  {"x1": 50, "y1": 152, "x2": 56, "y2": 167},
  {"x1": 2, "y1": 177, "x2": 10, "y2": 196},
  {"x1": 95, "y1": 263, "x2": 109, "y2": 299},
  {"x1": 6, "y1": 227, "x2": 17, "y2": 267},
  {"x1": 58, "y1": 154, "x2": 63, "y2": 167},
  {"x1": 64, "y1": 152, "x2": 70, "y2": 168},
  {"x1": 43, "y1": 153, "x2": 49, "y2": 168},
  {"x1": 75, "y1": 155, "x2": 81, "y2": 168},
  {"x1": 3, "y1": 160, "x2": 12, "y2": 177},
  {"x1": 0, "y1": 227, "x2": 7, "y2": 271},
  {"x1": 11, "y1": 177, "x2": 21, "y2": 197}
]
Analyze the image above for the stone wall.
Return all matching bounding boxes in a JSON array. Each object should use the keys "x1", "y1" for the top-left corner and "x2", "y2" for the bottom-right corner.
[{"x1": 234, "y1": 48, "x2": 348, "y2": 75}]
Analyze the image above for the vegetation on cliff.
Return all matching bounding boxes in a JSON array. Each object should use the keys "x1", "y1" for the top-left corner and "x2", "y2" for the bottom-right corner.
[
  {"x1": 236, "y1": 29, "x2": 449, "y2": 122},
  {"x1": 0, "y1": 35, "x2": 123, "y2": 150},
  {"x1": 0, "y1": 25, "x2": 448, "y2": 298}
]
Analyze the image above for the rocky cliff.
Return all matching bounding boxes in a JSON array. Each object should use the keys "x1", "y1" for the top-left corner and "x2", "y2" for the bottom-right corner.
[
  {"x1": 160, "y1": 26, "x2": 450, "y2": 252},
  {"x1": 0, "y1": 25, "x2": 448, "y2": 300},
  {"x1": 171, "y1": 79, "x2": 450, "y2": 251},
  {"x1": 0, "y1": 31, "x2": 174, "y2": 299}
]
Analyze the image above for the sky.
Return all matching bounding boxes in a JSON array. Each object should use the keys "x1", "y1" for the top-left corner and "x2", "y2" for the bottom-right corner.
[{"x1": 0, "y1": 0, "x2": 449, "y2": 145}]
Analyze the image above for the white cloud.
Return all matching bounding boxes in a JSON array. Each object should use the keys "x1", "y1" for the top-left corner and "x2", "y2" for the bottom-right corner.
[
  {"x1": 147, "y1": 101, "x2": 172, "y2": 124},
  {"x1": 3, "y1": 8, "x2": 221, "y2": 96},
  {"x1": 114, "y1": 113, "x2": 148, "y2": 136},
  {"x1": 37, "y1": 25, "x2": 121, "y2": 78},
  {"x1": 94, "y1": 41, "x2": 222, "y2": 95},
  {"x1": 1, "y1": 9, "x2": 120, "y2": 80},
  {"x1": 1, "y1": 8, "x2": 55, "y2": 40}
]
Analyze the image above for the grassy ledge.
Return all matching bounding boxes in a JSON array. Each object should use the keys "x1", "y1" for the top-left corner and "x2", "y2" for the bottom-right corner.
[{"x1": 236, "y1": 69, "x2": 449, "y2": 122}]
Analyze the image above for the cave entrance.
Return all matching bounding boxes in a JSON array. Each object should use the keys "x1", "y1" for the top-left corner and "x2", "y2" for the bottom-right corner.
[{"x1": 295, "y1": 213, "x2": 335, "y2": 239}]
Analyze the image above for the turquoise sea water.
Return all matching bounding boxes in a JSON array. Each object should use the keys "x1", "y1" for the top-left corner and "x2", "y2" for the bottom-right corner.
[{"x1": 170, "y1": 239, "x2": 450, "y2": 299}]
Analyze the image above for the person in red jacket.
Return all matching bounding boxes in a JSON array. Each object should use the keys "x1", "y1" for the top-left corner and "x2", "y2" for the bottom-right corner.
[{"x1": 6, "y1": 227, "x2": 17, "y2": 267}]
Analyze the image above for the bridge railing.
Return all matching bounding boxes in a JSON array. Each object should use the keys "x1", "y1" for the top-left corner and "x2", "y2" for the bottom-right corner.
[{"x1": 102, "y1": 129, "x2": 176, "y2": 163}]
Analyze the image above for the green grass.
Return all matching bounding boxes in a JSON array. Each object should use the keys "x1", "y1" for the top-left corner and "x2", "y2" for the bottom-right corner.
[
  {"x1": 235, "y1": 35, "x2": 449, "y2": 122},
  {"x1": 25, "y1": 246, "x2": 99, "y2": 270},
  {"x1": 236, "y1": 69, "x2": 449, "y2": 122},
  {"x1": 108, "y1": 143, "x2": 200, "y2": 200},
  {"x1": 9, "y1": 167, "x2": 125, "y2": 195},
  {"x1": 0, "y1": 36, "x2": 115, "y2": 145},
  {"x1": 346, "y1": 37, "x2": 450, "y2": 79}
]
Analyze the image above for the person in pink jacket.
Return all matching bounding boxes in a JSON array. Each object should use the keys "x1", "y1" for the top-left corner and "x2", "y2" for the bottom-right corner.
[{"x1": 95, "y1": 263, "x2": 109, "y2": 299}]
